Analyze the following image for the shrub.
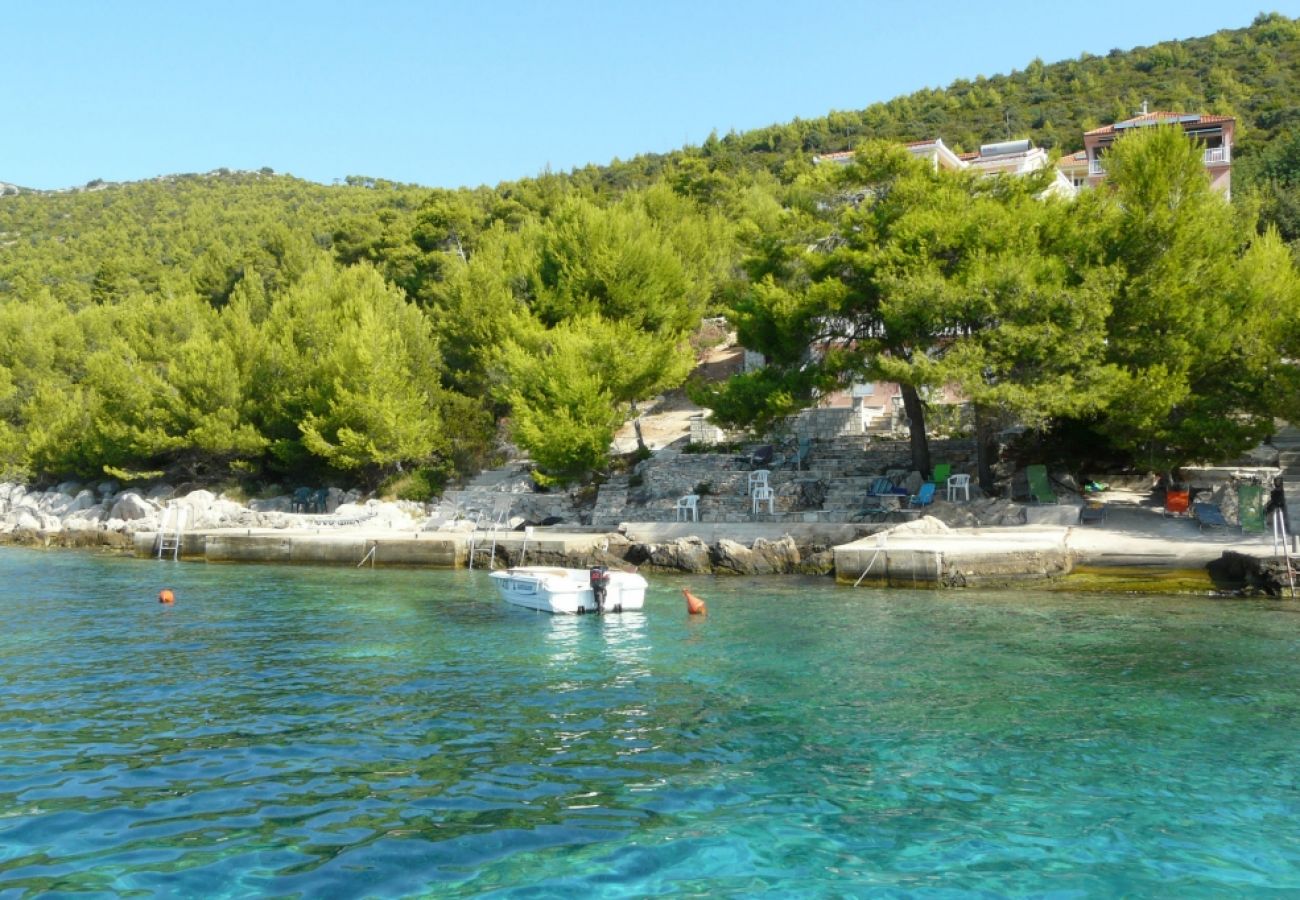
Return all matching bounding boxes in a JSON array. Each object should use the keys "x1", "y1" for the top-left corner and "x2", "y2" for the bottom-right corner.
[{"x1": 380, "y1": 464, "x2": 451, "y2": 502}]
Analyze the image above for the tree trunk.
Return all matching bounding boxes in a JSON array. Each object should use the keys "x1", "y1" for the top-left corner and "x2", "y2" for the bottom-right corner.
[
  {"x1": 974, "y1": 404, "x2": 998, "y2": 495},
  {"x1": 899, "y1": 383, "x2": 931, "y2": 478},
  {"x1": 630, "y1": 400, "x2": 647, "y2": 454}
]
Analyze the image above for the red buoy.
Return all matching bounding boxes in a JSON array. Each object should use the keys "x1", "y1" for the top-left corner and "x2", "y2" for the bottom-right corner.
[
  {"x1": 158, "y1": 589, "x2": 175, "y2": 605},
  {"x1": 682, "y1": 588, "x2": 707, "y2": 616}
]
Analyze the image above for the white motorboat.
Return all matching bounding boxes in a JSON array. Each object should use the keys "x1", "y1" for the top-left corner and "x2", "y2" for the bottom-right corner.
[{"x1": 489, "y1": 565, "x2": 647, "y2": 615}]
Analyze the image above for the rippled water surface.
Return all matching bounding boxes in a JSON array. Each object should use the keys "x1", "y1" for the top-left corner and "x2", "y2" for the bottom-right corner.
[{"x1": 1, "y1": 549, "x2": 1298, "y2": 896}]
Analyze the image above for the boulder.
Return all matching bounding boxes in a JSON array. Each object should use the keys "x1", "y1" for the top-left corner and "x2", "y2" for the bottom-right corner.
[
  {"x1": 711, "y1": 536, "x2": 801, "y2": 575},
  {"x1": 9, "y1": 508, "x2": 42, "y2": 533},
  {"x1": 55, "y1": 481, "x2": 82, "y2": 496},
  {"x1": 0, "y1": 483, "x2": 25, "y2": 510},
  {"x1": 888, "y1": 515, "x2": 952, "y2": 536},
  {"x1": 66, "y1": 490, "x2": 98, "y2": 515},
  {"x1": 109, "y1": 492, "x2": 155, "y2": 521},
  {"x1": 36, "y1": 490, "x2": 77, "y2": 516},
  {"x1": 146, "y1": 483, "x2": 176, "y2": 502},
  {"x1": 710, "y1": 538, "x2": 757, "y2": 574},
  {"x1": 64, "y1": 504, "x2": 108, "y2": 531},
  {"x1": 173, "y1": 490, "x2": 217, "y2": 525},
  {"x1": 628, "y1": 537, "x2": 713, "y2": 573},
  {"x1": 752, "y1": 536, "x2": 801, "y2": 572}
]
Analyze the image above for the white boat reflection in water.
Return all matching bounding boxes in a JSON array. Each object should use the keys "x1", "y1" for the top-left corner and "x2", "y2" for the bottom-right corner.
[{"x1": 489, "y1": 565, "x2": 647, "y2": 615}]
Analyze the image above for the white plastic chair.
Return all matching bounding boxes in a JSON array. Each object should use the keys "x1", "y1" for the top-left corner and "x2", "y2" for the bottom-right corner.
[
  {"x1": 947, "y1": 473, "x2": 971, "y2": 502},
  {"x1": 747, "y1": 469, "x2": 770, "y2": 494},
  {"x1": 752, "y1": 485, "x2": 775, "y2": 515},
  {"x1": 675, "y1": 494, "x2": 699, "y2": 522}
]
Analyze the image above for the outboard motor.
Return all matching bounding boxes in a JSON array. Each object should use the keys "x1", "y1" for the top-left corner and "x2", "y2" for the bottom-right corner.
[{"x1": 589, "y1": 565, "x2": 610, "y2": 613}]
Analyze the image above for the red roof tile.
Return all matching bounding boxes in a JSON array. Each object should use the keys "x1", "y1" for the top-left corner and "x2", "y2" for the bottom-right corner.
[{"x1": 1084, "y1": 111, "x2": 1234, "y2": 137}]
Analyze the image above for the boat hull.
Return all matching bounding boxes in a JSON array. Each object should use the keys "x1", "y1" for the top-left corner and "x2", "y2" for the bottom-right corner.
[{"x1": 489, "y1": 567, "x2": 647, "y2": 615}]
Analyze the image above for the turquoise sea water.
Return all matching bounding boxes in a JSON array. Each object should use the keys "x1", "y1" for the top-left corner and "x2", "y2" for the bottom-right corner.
[{"x1": 0, "y1": 549, "x2": 1297, "y2": 896}]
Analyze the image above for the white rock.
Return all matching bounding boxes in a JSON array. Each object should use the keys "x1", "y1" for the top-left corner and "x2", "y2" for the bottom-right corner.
[
  {"x1": 64, "y1": 510, "x2": 105, "y2": 532},
  {"x1": 109, "y1": 493, "x2": 155, "y2": 521},
  {"x1": 38, "y1": 491, "x2": 75, "y2": 515},
  {"x1": 888, "y1": 515, "x2": 952, "y2": 535},
  {"x1": 11, "y1": 509, "x2": 42, "y2": 532},
  {"x1": 67, "y1": 490, "x2": 98, "y2": 514}
]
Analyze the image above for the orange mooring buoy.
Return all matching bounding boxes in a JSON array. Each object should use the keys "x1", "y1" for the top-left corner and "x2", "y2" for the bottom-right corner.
[
  {"x1": 682, "y1": 588, "x2": 707, "y2": 616},
  {"x1": 158, "y1": 589, "x2": 175, "y2": 605}
]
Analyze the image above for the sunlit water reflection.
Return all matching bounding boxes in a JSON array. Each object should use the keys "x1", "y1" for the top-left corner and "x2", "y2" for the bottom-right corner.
[{"x1": 0, "y1": 549, "x2": 1297, "y2": 895}]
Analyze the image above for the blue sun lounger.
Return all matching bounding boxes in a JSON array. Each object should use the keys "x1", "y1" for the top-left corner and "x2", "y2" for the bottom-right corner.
[{"x1": 1193, "y1": 501, "x2": 1231, "y2": 532}]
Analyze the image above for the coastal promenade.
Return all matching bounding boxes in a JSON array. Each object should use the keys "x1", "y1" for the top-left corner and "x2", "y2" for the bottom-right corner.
[{"x1": 132, "y1": 498, "x2": 1285, "y2": 592}]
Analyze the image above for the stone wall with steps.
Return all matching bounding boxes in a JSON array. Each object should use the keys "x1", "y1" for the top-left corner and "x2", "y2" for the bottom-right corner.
[
  {"x1": 440, "y1": 436, "x2": 979, "y2": 529},
  {"x1": 592, "y1": 436, "x2": 977, "y2": 526}
]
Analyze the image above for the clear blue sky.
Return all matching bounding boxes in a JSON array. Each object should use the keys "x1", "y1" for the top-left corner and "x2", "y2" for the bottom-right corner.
[{"x1": 5, "y1": 1, "x2": 1298, "y2": 190}]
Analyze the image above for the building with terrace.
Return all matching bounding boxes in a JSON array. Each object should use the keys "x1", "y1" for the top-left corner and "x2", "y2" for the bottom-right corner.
[
  {"x1": 1076, "y1": 110, "x2": 1235, "y2": 198},
  {"x1": 814, "y1": 137, "x2": 1077, "y2": 197}
]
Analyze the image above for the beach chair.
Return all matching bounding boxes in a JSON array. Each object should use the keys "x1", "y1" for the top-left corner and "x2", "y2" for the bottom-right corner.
[
  {"x1": 785, "y1": 437, "x2": 813, "y2": 471},
  {"x1": 1164, "y1": 485, "x2": 1190, "y2": 518},
  {"x1": 929, "y1": 463, "x2": 951, "y2": 486},
  {"x1": 867, "y1": 476, "x2": 897, "y2": 498},
  {"x1": 1026, "y1": 465, "x2": 1057, "y2": 504},
  {"x1": 311, "y1": 487, "x2": 331, "y2": 514},
  {"x1": 946, "y1": 473, "x2": 971, "y2": 502},
  {"x1": 1193, "y1": 501, "x2": 1232, "y2": 533},
  {"x1": 1079, "y1": 500, "x2": 1106, "y2": 525},
  {"x1": 291, "y1": 486, "x2": 313, "y2": 513},
  {"x1": 734, "y1": 444, "x2": 774, "y2": 470},
  {"x1": 909, "y1": 482, "x2": 936, "y2": 509},
  {"x1": 674, "y1": 494, "x2": 699, "y2": 522},
  {"x1": 1238, "y1": 483, "x2": 1266, "y2": 534},
  {"x1": 855, "y1": 477, "x2": 900, "y2": 522}
]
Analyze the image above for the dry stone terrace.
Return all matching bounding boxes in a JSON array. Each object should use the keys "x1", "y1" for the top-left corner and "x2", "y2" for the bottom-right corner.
[{"x1": 446, "y1": 436, "x2": 999, "y2": 529}]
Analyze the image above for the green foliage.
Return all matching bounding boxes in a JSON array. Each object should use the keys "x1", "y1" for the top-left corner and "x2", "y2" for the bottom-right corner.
[
  {"x1": 1089, "y1": 125, "x2": 1300, "y2": 466},
  {"x1": 2, "y1": 15, "x2": 1300, "y2": 488},
  {"x1": 380, "y1": 464, "x2": 451, "y2": 502}
]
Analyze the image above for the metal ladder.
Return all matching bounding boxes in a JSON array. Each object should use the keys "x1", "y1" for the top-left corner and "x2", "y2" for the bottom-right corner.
[
  {"x1": 467, "y1": 496, "x2": 512, "y2": 570},
  {"x1": 156, "y1": 504, "x2": 187, "y2": 560},
  {"x1": 1271, "y1": 508, "x2": 1296, "y2": 599}
]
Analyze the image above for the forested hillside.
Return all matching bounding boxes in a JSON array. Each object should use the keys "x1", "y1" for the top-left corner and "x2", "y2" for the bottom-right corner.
[{"x1": 2, "y1": 13, "x2": 1300, "y2": 494}]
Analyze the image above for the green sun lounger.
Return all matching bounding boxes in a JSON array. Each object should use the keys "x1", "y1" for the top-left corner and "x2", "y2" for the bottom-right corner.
[
  {"x1": 1026, "y1": 465, "x2": 1057, "y2": 504},
  {"x1": 1238, "y1": 484, "x2": 1266, "y2": 533}
]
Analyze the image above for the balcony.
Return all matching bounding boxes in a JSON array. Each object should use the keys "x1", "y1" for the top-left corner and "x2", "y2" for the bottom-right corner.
[
  {"x1": 1087, "y1": 146, "x2": 1230, "y2": 178},
  {"x1": 1204, "y1": 146, "x2": 1231, "y2": 166}
]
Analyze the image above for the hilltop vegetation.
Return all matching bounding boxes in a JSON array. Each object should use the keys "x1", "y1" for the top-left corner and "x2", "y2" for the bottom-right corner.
[{"x1": 2, "y1": 13, "x2": 1300, "y2": 493}]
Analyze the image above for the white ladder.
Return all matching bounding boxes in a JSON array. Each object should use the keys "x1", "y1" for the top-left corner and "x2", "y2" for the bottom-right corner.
[
  {"x1": 467, "y1": 496, "x2": 512, "y2": 570},
  {"x1": 1271, "y1": 508, "x2": 1296, "y2": 599},
  {"x1": 156, "y1": 504, "x2": 187, "y2": 560}
]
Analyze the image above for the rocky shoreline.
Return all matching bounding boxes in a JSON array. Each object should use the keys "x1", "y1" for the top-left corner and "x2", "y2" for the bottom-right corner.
[{"x1": 0, "y1": 481, "x2": 1292, "y2": 595}]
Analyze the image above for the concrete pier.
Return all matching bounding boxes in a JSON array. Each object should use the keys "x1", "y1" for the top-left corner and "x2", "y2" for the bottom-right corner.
[
  {"x1": 127, "y1": 499, "x2": 1282, "y2": 593},
  {"x1": 834, "y1": 528, "x2": 1072, "y2": 588},
  {"x1": 134, "y1": 526, "x2": 616, "y2": 569}
]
